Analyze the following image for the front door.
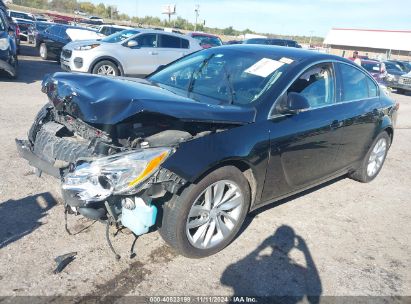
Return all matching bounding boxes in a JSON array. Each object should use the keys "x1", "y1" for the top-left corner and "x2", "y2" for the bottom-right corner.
[
  {"x1": 261, "y1": 62, "x2": 344, "y2": 202},
  {"x1": 123, "y1": 33, "x2": 159, "y2": 76}
]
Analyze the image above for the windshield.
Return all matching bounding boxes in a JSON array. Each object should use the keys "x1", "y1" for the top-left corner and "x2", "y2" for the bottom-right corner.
[
  {"x1": 192, "y1": 35, "x2": 222, "y2": 47},
  {"x1": 149, "y1": 49, "x2": 291, "y2": 105},
  {"x1": 101, "y1": 29, "x2": 139, "y2": 43}
]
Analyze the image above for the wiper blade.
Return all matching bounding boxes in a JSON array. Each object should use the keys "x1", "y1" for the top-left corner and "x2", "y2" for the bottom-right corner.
[
  {"x1": 221, "y1": 64, "x2": 236, "y2": 104},
  {"x1": 187, "y1": 54, "x2": 215, "y2": 94}
]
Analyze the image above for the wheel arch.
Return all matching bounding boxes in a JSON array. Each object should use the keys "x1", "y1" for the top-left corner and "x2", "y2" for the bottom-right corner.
[
  {"x1": 89, "y1": 56, "x2": 124, "y2": 76},
  {"x1": 378, "y1": 115, "x2": 394, "y2": 144},
  {"x1": 191, "y1": 160, "x2": 258, "y2": 210}
]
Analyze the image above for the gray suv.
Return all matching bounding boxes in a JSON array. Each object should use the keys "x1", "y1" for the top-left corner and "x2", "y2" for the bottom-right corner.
[{"x1": 61, "y1": 29, "x2": 202, "y2": 77}]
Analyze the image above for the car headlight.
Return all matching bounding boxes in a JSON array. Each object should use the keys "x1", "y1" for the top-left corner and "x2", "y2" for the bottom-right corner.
[
  {"x1": 386, "y1": 74, "x2": 395, "y2": 81},
  {"x1": 0, "y1": 38, "x2": 10, "y2": 51},
  {"x1": 74, "y1": 43, "x2": 100, "y2": 51},
  {"x1": 62, "y1": 147, "x2": 173, "y2": 202}
]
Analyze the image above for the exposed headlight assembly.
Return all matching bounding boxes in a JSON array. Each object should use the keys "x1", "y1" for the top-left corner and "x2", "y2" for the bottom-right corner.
[
  {"x1": 74, "y1": 43, "x2": 100, "y2": 51},
  {"x1": 62, "y1": 147, "x2": 173, "y2": 202},
  {"x1": 0, "y1": 38, "x2": 10, "y2": 51}
]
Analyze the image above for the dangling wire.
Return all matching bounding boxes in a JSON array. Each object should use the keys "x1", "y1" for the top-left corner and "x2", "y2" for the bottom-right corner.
[{"x1": 105, "y1": 219, "x2": 121, "y2": 261}]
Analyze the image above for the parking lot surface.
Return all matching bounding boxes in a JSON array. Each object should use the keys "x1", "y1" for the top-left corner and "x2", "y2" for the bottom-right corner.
[{"x1": 0, "y1": 43, "x2": 410, "y2": 299}]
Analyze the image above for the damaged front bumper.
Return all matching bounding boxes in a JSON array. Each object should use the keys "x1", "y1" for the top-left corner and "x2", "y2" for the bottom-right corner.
[{"x1": 16, "y1": 120, "x2": 186, "y2": 238}]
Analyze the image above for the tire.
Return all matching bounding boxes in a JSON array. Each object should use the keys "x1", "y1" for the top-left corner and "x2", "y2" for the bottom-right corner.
[
  {"x1": 92, "y1": 60, "x2": 119, "y2": 76},
  {"x1": 349, "y1": 132, "x2": 390, "y2": 183},
  {"x1": 159, "y1": 166, "x2": 251, "y2": 258},
  {"x1": 39, "y1": 43, "x2": 49, "y2": 60}
]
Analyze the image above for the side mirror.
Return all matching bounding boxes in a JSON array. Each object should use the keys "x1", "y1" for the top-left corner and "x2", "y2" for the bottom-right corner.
[
  {"x1": 283, "y1": 92, "x2": 310, "y2": 114},
  {"x1": 127, "y1": 40, "x2": 138, "y2": 48}
]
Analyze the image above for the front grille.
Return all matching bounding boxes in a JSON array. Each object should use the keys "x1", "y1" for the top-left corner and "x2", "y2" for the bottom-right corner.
[
  {"x1": 401, "y1": 77, "x2": 411, "y2": 86},
  {"x1": 62, "y1": 49, "x2": 72, "y2": 59}
]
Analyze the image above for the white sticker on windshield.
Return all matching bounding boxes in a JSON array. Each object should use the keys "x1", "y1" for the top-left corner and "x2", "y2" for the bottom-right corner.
[
  {"x1": 244, "y1": 58, "x2": 284, "y2": 78},
  {"x1": 279, "y1": 57, "x2": 294, "y2": 64}
]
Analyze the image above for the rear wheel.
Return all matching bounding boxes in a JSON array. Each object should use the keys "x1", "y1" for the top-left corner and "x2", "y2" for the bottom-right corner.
[
  {"x1": 159, "y1": 166, "x2": 251, "y2": 258},
  {"x1": 349, "y1": 132, "x2": 390, "y2": 183},
  {"x1": 39, "y1": 43, "x2": 49, "y2": 60},
  {"x1": 92, "y1": 60, "x2": 119, "y2": 76}
]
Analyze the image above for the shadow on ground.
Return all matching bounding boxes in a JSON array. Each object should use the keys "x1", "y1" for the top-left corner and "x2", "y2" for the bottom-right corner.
[
  {"x1": 221, "y1": 225, "x2": 322, "y2": 304},
  {"x1": 0, "y1": 192, "x2": 58, "y2": 249},
  {"x1": 0, "y1": 43, "x2": 61, "y2": 84}
]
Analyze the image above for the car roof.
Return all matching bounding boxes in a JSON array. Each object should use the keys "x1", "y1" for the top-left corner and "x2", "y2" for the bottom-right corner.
[
  {"x1": 213, "y1": 44, "x2": 352, "y2": 63},
  {"x1": 137, "y1": 28, "x2": 197, "y2": 40}
]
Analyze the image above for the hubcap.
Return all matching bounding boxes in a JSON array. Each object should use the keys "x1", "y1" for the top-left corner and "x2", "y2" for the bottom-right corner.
[
  {"x1": 186, "y1": 180, "x2": 244, "y2": 249},
  {"x1": 97, "y1": 65, "x2": 116, "y2": 76},
  {"x1": 367, "y1": 138, "x2": 387, "y2": 177}
]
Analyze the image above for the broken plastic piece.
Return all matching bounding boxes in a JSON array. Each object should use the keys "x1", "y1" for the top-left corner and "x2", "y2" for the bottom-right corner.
[{"x1": 54, "y1": 252, "x2": 77, "y2": 274}]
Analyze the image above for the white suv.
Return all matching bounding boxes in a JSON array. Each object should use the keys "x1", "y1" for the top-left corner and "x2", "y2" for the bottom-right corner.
[{"x1": 60, "y1": 29, "x2": 202, "y2": 77}]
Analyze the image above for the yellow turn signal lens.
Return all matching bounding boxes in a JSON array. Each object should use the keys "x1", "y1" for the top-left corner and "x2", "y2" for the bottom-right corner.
[{"x1": 128, "y1": 151, "x2": 168, "y2": 187}]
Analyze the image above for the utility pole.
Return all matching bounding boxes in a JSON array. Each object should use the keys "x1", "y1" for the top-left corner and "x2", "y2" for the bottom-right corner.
[
  {"x1": 309, "y1": 30, "x2": 314, "y2": 46},
  {"x1": 194, "y1": 4, "x2": 199, "y2": 31}
]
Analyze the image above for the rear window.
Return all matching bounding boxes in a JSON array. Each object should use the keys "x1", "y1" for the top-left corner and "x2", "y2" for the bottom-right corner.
[
  {"x1": 10, "y1": 11, "x2": 34, "y2": 20},
  {"x1": 160, "y1": 34, "x2": 181, "y2": 48}
]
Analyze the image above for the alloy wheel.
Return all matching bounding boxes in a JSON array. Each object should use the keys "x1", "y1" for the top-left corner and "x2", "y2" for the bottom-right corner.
[
  {"x1": 97, "y1": 65, "x2": 116, "y2": 76},
  {"x1": 186, "y1": 180, "x2": 244, "y2": 249},
  {"x1": 367, "y1": 138, "x2": 387, "y2": 177}
]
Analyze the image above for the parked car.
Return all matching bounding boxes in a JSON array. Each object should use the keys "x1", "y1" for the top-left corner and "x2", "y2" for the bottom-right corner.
[
  {"x1": 382, "y1": 61, "x2": 406, "y2": 88},
  {"x1": 0, "y1": 1, "x2": 17, "y2": 78},
  {"x1": 7, "y1": 9, "x2": 35, "y2": 22},
  {"x1": 243, "y1": 38, "x2": 301, "y2": 48},
  {"x1": 187, "y1": 32, "x2": 223, "y2": 48},
  {"x1": 14, "y1": 18, "x2": 33, "y2": 41},
  {"x1": 17, "y1": 45, "x2": 397, "y2": 257},
  {"x1": 61, "y1": 29, "x2": 202, "y2": 77},
  {"x1": 36, "y1": 24, "x2": 99, "y2": 60},
  {"x1": 97, "y1": 24, "x2": 133, "y2": 36},
  {"x1": 224, "y1": 40, "x2": 242, "y2": 45},
  {"x1": 395, "y1": 73, "x2": 411, "y2": 94},
  {"x1": 386, "y1": 60, "x2": 411, "y2": 73},
  {"x1": 87, "y1": 16, "x2": 103, "y2": 25},
  {"x1": 27, "y1": 21, "x2": 53, "y2": 45},
  {"x1": 361, "y1": 59, "x2": 387, "y2": 84}
]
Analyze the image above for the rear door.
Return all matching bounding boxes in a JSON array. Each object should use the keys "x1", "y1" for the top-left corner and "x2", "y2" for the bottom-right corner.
[
  {"x1": 157, "y1": 34, "x2": 189, "y2": 66},
  {"x1": 332, "y1": 62, "x2": 382, "y2": 168},
  {"x1": 122, "y1": 33, "x2": 159, "y2": 76}
]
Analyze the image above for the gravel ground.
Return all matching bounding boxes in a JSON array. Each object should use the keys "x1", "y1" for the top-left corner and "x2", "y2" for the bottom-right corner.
[{"x1": 0, "y1": 43, "x2": 410, "y2": 301}]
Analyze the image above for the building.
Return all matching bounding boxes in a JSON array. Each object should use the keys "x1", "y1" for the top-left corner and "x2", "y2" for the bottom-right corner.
[{"x1": 323, "y1": 28, "x2": 411, "y2": 61}]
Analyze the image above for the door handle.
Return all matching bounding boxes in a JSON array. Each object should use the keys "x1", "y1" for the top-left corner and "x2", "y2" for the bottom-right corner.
[{"x1": 149, "y1": 51, "x2": 158, "y2": 55}]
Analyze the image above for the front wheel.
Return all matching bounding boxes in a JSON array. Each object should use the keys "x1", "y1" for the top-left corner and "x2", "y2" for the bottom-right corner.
[
  {"x1": 92, "y1": 60, "x2": 119, "y2": 76},
  {"x1": 159, "y1": 166, "x2": 251, "y2": 258},
  {"x1": 349, "y1": 131, "x2": 390, "y2": 183}
]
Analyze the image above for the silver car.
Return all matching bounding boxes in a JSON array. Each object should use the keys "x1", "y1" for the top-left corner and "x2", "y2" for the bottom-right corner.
[{"x1": 60, "y1": 29, "x2": 202, "y2": 77}]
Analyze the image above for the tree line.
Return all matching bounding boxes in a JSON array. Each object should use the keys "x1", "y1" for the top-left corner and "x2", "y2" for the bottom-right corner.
[{"x1": 11, "y1": 0, "x2": 323, "y2": 44}]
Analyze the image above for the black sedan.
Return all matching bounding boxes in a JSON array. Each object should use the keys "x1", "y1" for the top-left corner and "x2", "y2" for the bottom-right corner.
[
  {"x1": 27, "y1": 21, "x2": 53, "y2": 46},
  {"x1": 36, "y1": 24, "x2": 97, "y2": 60},
  {"x1": 16, "y1": 45, "x2": 397, "y2": 258}
]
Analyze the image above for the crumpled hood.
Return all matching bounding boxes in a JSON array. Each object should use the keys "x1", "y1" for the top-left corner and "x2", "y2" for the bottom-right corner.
[{"x1": 41, "y1": 73, "x2": 256, "y2": 125}]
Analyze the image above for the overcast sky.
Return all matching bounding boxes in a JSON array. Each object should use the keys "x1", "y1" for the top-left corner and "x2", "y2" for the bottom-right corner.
[{"x1": 89, "y1": 0, "x2": 411, "y2": 37}]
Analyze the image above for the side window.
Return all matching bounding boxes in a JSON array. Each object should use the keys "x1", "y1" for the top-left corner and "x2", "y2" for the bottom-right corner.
[
  {"x1": 367, "y1": 77, "x2": 378, "y2": 98},
  {"x1": 100, "y1": 26, "x2": 109, "y2": 36},
  {"x1": 339, "y1": 63, "x2": 371, "y2": 101},
  {"x1": 287, "y1": 63, "x2": 335, "y2": 108},
  {"x1": 181, "y1": 38, "x2": 189, "y2": 49},
  {"x1": 160, "y1": 34, "x2": 181, "y2": 48},
  {"x1": 136, "y1": 34, "x2": 157, "y2": 48}
]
